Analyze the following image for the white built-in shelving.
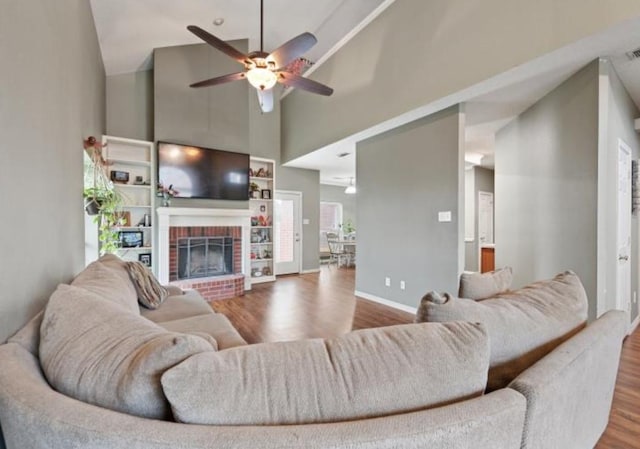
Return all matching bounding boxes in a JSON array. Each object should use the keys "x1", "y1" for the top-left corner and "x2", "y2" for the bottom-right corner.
[
  {"x1": 102, "y1": 135, "x2": 156, "y2": 272},
  {"x1": 249, "y1": 157, "x2": 276, "y2": 284}
]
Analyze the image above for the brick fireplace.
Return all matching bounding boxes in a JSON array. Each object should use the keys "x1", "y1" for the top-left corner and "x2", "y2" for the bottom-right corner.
[{"x1": 157, "y1": 208, "x2": 252, "y2": 301}]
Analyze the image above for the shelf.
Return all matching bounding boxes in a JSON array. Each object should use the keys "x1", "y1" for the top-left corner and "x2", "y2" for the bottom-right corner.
[
  {"x1": 121, "y1": 205, "x2": 152, "y2": 209},
  {"x1": 250, "y1": 198, "x2": 272, "y2": 202},
  {"x1": 251, "y1": 226, "x2": 272, "y2": 229},
  {"x1": 251, "y1": 258, "x2": 273, "y2": 262},
  {"x1": 107, "y1": 158, "x2": 151, "y2": 167},
  {"x1": 251, "y1": 242, "x2": 273, "y2": 246},
  {"x1": 117, "y1": 246, "x2": 152, "y2": 251},
  {"x1": 251, "y1": 275, "x2": 276, "y2": 284},
  {"x1": 250, "y1": 177, "x2": 273, "y2": 181},
  {"x1": 119, "y1": 226, "x2": 152, "y2": 230},
  {"x1": 113, "y1": 184, "x2": 152, "y2": 189}
]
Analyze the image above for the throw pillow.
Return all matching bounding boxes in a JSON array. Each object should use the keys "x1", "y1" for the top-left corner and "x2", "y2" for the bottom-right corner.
[
  {"x1": 162, "y1": 321, "x2": 490, "y2": 425},
  {"x1": 71, "y1": 254, "x2": 140, "y2": 314},
  {"x1": 39, "y1": 284, "x2": 215, "y2": 420},
  {"x1": 458, "y1": 266, "x2": 513, "y2": 300},
  {"x1": 417, "y1": 270, "x2": 588, "y2": 390},
  {"x1": 124, "y1": 261, "x2": 169, "y2": 309}
]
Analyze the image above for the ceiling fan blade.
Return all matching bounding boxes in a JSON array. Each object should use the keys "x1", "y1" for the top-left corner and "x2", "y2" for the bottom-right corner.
[
  {"x1": 187, "y1": 25, "x2": 248, "y2": 63},
  {"x1": 190, "y1": 72, "x2": 246, "y2": 88},
  {"x1": 267, "y1": 32, "x2": 317, "y2": 69},
  {"x1": 256, "y1": 89, "x2": 274, "y2": 113},
  {"x1": 277, "y1": 72, "x2": 333, "y2": 96}
]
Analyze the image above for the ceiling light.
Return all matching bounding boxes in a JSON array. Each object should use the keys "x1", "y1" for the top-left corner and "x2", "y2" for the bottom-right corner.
[
  {"x1": 345, "y1": 178, "x2": 356, "y2": 194},
  {"x1": 246, "y1": 67, "x2": 277, "y2": 91},
  {"x1": 213, "y1": 18, "x2": 224, "y2": 26}
]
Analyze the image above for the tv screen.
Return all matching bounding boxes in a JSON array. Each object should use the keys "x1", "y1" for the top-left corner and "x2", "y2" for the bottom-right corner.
[{"x1": 157, "y1": 142, "x2": 249, "y2": 201}]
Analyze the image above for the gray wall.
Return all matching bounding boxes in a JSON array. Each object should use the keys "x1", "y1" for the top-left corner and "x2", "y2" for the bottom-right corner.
[
  {"x1": 0, "y1": 0, "x2": 105, "y2": 343},
  {"x1": 153, "y1": 42, "x2": 320, "y2": 271},
  {"x1": 599, "y1": 60, "x2": 640, "y2": 322},
  {"x1": 281, "y1": 0, "x2": 640, "y2": 162},
  {"x1": 320, "y1": 184, "x2": 357, "y2": 228},
  {"x1": 464, "y1": 167, "x2": 494, "y2": 272},
  {"x1": 279, "y1": 167, "x2": 320, "y2": 271},
  {"x1": 356, "y1": 106, "x2": 463, "y2": 308},
  {"x1": 107, "y1": 70, "x2": 153, "y2": 141},
  {"x1": 495, "y1": 61, "x2": 599, "y2": 321},
  {"x1": 0, "y1": 1, "x2": 105, "y2": 444}
]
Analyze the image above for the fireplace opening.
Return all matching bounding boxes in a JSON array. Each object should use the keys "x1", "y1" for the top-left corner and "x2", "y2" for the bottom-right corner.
[{"x1": 177, "y1": 236, "x2": 233, "y2": 280}]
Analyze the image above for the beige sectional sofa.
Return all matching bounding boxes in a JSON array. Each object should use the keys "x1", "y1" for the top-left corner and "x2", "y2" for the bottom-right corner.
[{"x1": 0, "y1": 258, "x2": 628, "y2": 448}]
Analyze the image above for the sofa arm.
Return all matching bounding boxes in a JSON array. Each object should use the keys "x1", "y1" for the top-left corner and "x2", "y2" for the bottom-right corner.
[
  {"x1": 0, "y1": 343, "x2": 527, "y2": 449},
  {"x1": 508, "y1": 310, "x2": 627, "y2": 449}
]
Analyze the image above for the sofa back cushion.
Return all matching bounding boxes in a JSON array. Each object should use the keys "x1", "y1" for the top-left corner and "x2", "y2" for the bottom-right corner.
[
  {"x1": 7, "y1": 311, "x2": 43, "y2": 356},
  {"x1": 508, "y1": 310, "x2": 627, "y2": 449},
  {"x1": 458, "y1": 267, "x2": 512, "y2": 300},
  {"x1": 162, "y1": 321, "x2": 490, "y2": 425},
  {"x1": 71, "y1": 254, "x2": 139, "y2": 314},
  {"x1": 417, "y1": 271, "x2": 588, "y2": 391},
  {"x1": 39, "y1": 284, "x2": 215, "y2": 420}
]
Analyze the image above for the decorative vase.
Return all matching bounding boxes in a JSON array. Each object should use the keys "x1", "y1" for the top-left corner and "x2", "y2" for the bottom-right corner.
[{"x1": 162, "y1": 195, "x2": 171, "y2": 207}]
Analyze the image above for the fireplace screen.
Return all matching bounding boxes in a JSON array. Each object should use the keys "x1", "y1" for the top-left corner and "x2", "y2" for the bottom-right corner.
[{"x1": 177, "y1": 236, "x2": 233, "y2": 280}]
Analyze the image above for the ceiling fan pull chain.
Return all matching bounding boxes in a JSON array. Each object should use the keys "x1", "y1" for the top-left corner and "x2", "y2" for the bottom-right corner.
[{"x1": 260, "y1": 0, "x2": 264, "y2": 53}]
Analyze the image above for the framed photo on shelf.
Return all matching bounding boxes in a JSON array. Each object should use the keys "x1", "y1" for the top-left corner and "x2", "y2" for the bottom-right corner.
[
  {"x1": 114, "y1": 211, "x2": 131, "y2": 227},
  {"x1": 138, "y1": 253, "x2": 152, "y2": 267},
  {"x1": 110, "y1": 170, "x2": 130, "y2": 184},
  {"x1": 261, "y1": 189, "x2": 271, "y2": 199},
  {"x1": 119, "y1": 231, "x2": 143, "y2": 248}
]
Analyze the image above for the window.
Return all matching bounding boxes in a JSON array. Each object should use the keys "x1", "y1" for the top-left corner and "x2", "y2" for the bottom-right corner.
[{"x1": 320, "y1": 202, "x2": 343, "y2": 253}]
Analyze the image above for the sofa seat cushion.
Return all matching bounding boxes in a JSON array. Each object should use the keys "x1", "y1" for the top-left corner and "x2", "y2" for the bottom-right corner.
[
  {"x1": 71, "y1": 254, "x2": 139, "y2": 314},
  {"x1": 39, "y1": 284, "x2": 215, "y2": 420},
  {"x1": 158, "y1": 314, "x2": 247, "y2": 350},
  {"x1": 140, "y1": 289, "x2": 213, "y2": 322},
  {"x1": 417, "y1": 271, "x2": 588, "y2": 391},
  {"x1": 162, "y1": 321, "x2": 490, "y2": 426},
  {"x1": 458, "y1": 267, "x2": 513, "y2": 300}
]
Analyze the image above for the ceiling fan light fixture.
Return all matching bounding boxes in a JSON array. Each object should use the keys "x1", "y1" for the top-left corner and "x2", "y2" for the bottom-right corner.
[
  {"x1": 247, "y1": 67, "x2": 277, "y2": 91},
  {"x1": 345, "y1": 178, "x2": 356, "y2": 194}
]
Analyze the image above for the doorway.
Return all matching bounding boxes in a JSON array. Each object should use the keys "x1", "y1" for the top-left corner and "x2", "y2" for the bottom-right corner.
[
  {"x1": 478, "y1": 190, "x2": 495, "y2": 272},
  {"x1": 616, "y1": 139, "x2": 631, "y2": 314},
  {"x1": 274, "y1": 191, "x2": 302, "y2": 275}
]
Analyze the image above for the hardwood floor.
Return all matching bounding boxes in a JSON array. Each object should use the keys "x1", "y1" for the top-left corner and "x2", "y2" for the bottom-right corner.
[
  {"x1": 595, "y1": 323, "x2": 640, "y2": 449},
  {"x1": 211, "y1": 266, "x2": 639, "y2": 448},
  {"x1": 211, "y1": 267, "x2": 413, "y2": 344}
]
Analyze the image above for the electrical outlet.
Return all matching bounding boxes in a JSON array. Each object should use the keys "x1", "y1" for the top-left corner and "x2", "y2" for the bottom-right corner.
[
  {"x1": 400, "y1": 280, "x2": 406, "y2": 290},
  {"x1": 385, "y1": 277, "x2": 391, "y2": 287}
]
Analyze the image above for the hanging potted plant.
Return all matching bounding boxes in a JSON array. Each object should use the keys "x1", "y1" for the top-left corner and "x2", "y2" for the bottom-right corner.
[{"x1": 83, "y1": 136, "x2": 124, "y2": 254}]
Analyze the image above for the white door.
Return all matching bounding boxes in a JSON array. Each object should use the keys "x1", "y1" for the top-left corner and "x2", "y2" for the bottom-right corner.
[
  {"x1": 478, "y1": 191, "x2": 494, "y2": 244},
  {"x1": 617, "y1": 139, "x2": 631, "y2": 313},
  {"x1": 274, "y1": 191, "x2": 302, "y2": 275}
]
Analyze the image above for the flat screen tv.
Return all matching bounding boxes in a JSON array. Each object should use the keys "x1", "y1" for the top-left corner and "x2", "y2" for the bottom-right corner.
[{"x1": 157, "y1": 142, "x2": 249, "y2": 201}]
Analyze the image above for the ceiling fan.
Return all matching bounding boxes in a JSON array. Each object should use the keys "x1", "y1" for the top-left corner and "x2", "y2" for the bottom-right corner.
[{"x1": 187, "y1": 0, "x2": 334, "y2": 113}]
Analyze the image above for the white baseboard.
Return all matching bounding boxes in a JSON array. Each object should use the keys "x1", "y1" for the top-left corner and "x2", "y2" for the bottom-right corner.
[
  {"x1": 630, "y1": 314, "x2": 640, "y2": 335},
  {"x1": 355, "y1": 290, "x2": 417, "y2": 314},
  {"x1": 301, "y1": 268, "x2": 321, "y2": 274}
]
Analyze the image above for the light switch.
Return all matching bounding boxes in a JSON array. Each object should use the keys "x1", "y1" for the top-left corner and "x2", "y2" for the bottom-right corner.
[
  {"x1": 438, "y1": 211, "x2": 452, "y2": 222},
  {"x1": 303, "y1": 218, "x2": 310, "y2": 225}
]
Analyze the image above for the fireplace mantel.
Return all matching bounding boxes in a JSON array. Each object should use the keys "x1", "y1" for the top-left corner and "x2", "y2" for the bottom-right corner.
[{"x1": 157, "y1": 207, "x2": 252, "y2": 290}]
